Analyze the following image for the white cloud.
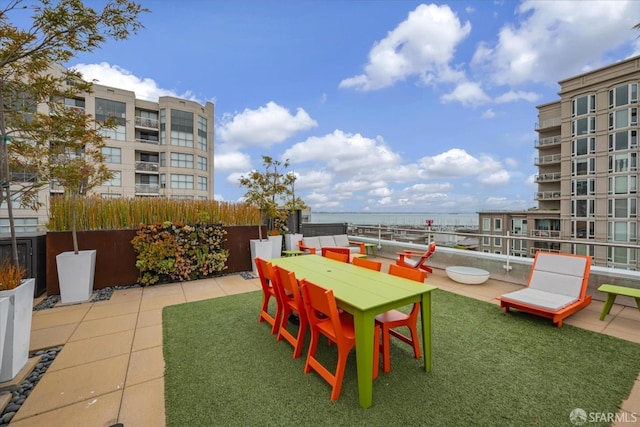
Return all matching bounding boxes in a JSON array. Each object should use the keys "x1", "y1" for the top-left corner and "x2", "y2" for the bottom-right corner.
[
  {"x1": 441, "y1": 81, "x2": 491, "y2": 106},
  {"x1": 339, "y1": 4, "x2": 471, "y2": 91},
  {"x1": 471, "y1": 0, "x2": 640, "y2": 85},
  {"x1": 419, "y1": 148, "x2": 504, "y2": 178},
  {"x1": 478, "y1": 169, "x2": 510, "y2": 185},
  {"x1": 213, "y1": 152, "x2": 251, "y2": 171},
  {"x1": 481, "y1": 109, "x2": 496, "y2": 119},
  {"x1": 217, "y1": 101, "x2": 317, "y2": 148},
  {"x1": 494, "y1": 90, "x2": 541, "y2": 103},
  {"x1": 73, "y1": 62, "x2": 199, "y2": 102}
]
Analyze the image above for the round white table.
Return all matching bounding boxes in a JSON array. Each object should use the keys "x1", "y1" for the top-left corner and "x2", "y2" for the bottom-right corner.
[{"x1": 445, "y1": 266, "x2": 490, "y2": 285}]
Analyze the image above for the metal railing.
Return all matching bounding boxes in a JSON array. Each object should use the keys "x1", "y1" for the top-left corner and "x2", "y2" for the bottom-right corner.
[
  {"x1": 135, "y1": 183, "x2": 160, "y2": 194},
  {"x1": 534, "y1": 191, "x2": 561, "y2": 200},
  {"x1": 535, "y1": 135, "x2": 561, "y2": 148},
  {"x1": 135, "y1": 116, "x2": 159, "y2": 129},
  {"x1": 535, "y1": 172, "x2": 561, "y2": 182},
  {"x1": 535, "y1": 117, "x2": 561, "y2": 130},
  {"x1": 135, "y1": 137, "x2": 159, "y2": 145},
  {"x1": 135, "y1": 161, "x2": 159, "y2": 173},
  {"x1": 534, "y1": 154, "x2": 562, "y2": 165}
]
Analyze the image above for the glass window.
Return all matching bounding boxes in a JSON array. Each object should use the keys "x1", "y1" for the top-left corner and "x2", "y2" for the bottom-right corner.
[
  {"x1": 198, "y1": 115, "x2": 208, "y2": 152},
  {"x1": 197, "y1": 155, "x2": 207, "y2": 171},
  {"x1": 170, "y1": 152, "x2": 194, "y2": 168},
  {"x1": 573, "y1": 158, "x2": 595, "y2": 176},
  {"x1": 170, "y1": 110, "x2": 194, "y2": 147},
  {"x1": 482, "y1": 218, "x2": 490, "y2": 231},
  {"x1": 160, "y1": 109, "x2": 166, "y2": 145},
  {"x1": 0, "y1": 218, "x2": 38, "y2": 233},
  {"x1": 102, "y1": 147, "x2": 121, "y2": 164},
  {"x1": 198, "y1": 176, "x2": 207, "y2": 191},
  {"x1": 170, "y1": 174, "x2": 194, "y2": 189},
  {"x1": 609, "y1": 153, "x2": 637, "y2": 173},
  {"x1": 105, "y1": 170, "x2": 121, "y2": 187},
  {"x1": 494, "y1": 218, "x2": 502, "y2": 231},
  {"x1": 493, "y1": 237, "x2": 501, "y2": 246}
]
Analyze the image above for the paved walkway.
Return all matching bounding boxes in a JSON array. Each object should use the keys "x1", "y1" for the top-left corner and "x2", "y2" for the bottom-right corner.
[{"x1": 3, "y1": 257, "x2": 639, "y2": 426}]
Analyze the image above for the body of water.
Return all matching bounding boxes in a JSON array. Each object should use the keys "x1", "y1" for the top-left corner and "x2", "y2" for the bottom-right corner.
[{"x1": 309, "y1": 212, "x2": 478, "y2": 228}]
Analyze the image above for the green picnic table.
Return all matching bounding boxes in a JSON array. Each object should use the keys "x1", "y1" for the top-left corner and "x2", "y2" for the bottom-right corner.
[{"x1": 597, "y1": 284, "x2": 640, "y2": 320}]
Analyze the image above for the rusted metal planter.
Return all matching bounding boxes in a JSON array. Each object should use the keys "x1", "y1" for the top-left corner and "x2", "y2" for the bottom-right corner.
[{"x1": 45, "y1": 225, "x2": 264, "y2": 296}]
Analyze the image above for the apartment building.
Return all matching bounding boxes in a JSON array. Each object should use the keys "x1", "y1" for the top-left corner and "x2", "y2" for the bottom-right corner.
[
  {"x1": 1, "y1": 83, "x2": 215, "y2": 233},
  {"x1": 480, "y1": 55, "x2": 640, "y2": 269}
]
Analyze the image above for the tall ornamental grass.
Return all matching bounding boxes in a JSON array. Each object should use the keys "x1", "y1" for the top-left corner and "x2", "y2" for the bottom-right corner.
[{"x1": 48, "y1": 196, "x2": 261, "y2": 231}]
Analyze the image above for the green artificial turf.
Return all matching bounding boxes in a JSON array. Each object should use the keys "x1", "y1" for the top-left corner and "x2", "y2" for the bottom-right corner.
[{"x1": 163, "y1": 289, "x2": 640, "y2": 427}]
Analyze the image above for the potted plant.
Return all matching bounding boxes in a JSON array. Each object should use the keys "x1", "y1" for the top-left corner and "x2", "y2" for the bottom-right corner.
[
  {"x1": 0, "y1": 258, "x2": 35, "y2": 383},
  {"x1": 49, "y1": 108, "x2": 114, "y2": 304},
  {"x1": 239, "y1": 156, "x2": 293, "y2": 272}
]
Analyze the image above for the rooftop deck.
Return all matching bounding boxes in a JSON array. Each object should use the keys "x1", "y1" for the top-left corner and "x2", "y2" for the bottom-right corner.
[{"x1": 2, "y1": 256, "x2": 639, "y2": 426}]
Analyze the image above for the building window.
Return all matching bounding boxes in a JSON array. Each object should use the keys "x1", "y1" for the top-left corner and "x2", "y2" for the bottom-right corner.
[
  {"x1": 172, "y1": 195, "x2": 194, "y2": 200},
  {"x1": 572, "y1": 158, "x2": 596, "y2": 176},
  {"x1": 608, "y1": 153, "x2": 637, "y2": 173},
  {"x1": 95, "y1": 98, "x2": 126, "y2": 141},
  {"x1": 607, "y1": 247, "x2": 638, "y2": 269},
  {"x1": 105, "y1": 170, "x2": 121, "y2": 186},
  {"x1": 482, "y1": 218, "x2": 490, "y2": 231},
  {"x1": 572, "y1": 220, "x2": 595, "y2": 239},
  {"x1": 170, "y1": 110, "x2": 194, "y2": 147},
  {"x1": 102, "y1": 146, "x2": 121, "y2": 164},
  {"x1": 609, "y1": 108, "x2": 638, "y2": 130},
  {"x1": 170, "y1": 152, "x2": 194, "y2": 168},
  {"x1": 572, "y1": 116, "x2": 596, "y2": 136},
  {"x1": 572, "y1": 178, "x2": 595, "y2": 196},
  {"x1": 170, "y1": 174, "x2": 193, "y2": 189},
  {"x1": 493, "y1": 237, "x2": 501, "y2": 246},
  {"x1": 609, "y1": 176, "x2": 637, "y2": 195},
  {"x1": 608, "y1": 221, "x2": 637, "y2": 242},
  {"x1": 0, "y1": 218, "x2": 38, "y2": 233},
  {"x1": 609, "y1": 83, "x2": 638, "y2": 108},
  {"x1": 493, "y1": 218, "x2": 502, "y2": 231},
  {"x1": 572, "y1": 94, "x2": 596, "y2": 116},
  {"x1": 197, "y1": 155, "x2": 207, "y2": 171},
  {"x1": 572, "y1": 137, "x2": 596, "y2": 156},
  {"x1": 482, "y1": 236, "x2": 490, "y2": 245},
  {"x1": 608, "y1": 198, "x2": 637, "y2": 218},
  {"x1": 572, "y1": 199, "x2": 595, "y2": 218},
  {"x1": 198, "y1": 176, "x2": 207, "y2": 191},
  {"x1": 198, "y1": 115, "x2": 207, "y2": 152},
  {"x1": 511, "y1": 219, "x2": 527, "y2": 235},
  {"x1": 160, "y1": 152, "x2": 166, "y2": 167},
  {"x1": 101, "y1": 193, "x2": 121, "y2": 199},
  {"x1": 160, "y1": 109, "x2": 166, "y2": 145},
  {"x1": 609, "y1": 130, "x2": 637, "y2": 151}
]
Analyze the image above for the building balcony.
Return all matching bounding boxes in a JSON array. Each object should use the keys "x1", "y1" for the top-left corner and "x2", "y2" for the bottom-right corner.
[
  {"x1": 534, "y1": 154, "x2": 561, "y2": 165},
  {"x1": 135, "y1": 161, "x2": 159, "y2": 173},
  {"x1": 135, "y1": 116, "x2": 159, "y2": 129},
  {"x1": 135, "y1": 183, "x2": 160, "y2": 194},
  {"x1": 534, "y1": 191, "x2": 561, "y2": 200},
  {"x1": 535, "y1": 172, "x2": 561, "y2": 183},
  {"x1": 534, "y1": 135, "x2": 561, "y2": 149},
  {"x1": 535, "y1": 117, "x2": 561, "y2": 130},
  {"x1": 530, "y1": 229, "x2": 561, "y2": 238},
  {"x1": 135, "y1": 138, "x2": 159, "y2": 145}
]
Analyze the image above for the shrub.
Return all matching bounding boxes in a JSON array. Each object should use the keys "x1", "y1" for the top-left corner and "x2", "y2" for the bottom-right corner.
[
  {"x1": 0, "y1": 257, "x2": 26, "y2": 291},
  {"x1": 131, "y1": 221, "x2": 229, "y2": 286}
]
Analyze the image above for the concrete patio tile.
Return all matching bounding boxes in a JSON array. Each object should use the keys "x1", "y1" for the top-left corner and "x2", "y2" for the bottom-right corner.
[
  {"x1": 12, "y1": 354, "x2": 128, "y2": 421},
  {"x1": 603, "y1": 327, "x2": 640, "y2": 344},
  {"x1": 30, "y1": 323, "x2": 77, "y2": 351},
  {"x1": 100, "y1": 286, "x2": 143, "y2": 304},
  {"x1": 68, "y1": 313, "x2": 138, "y2": 342},
  {"x1": 132, "y1": 324, "x2": 163, "y2": 351},
  {"x1": 141, "y1": 282, "x2": 184, "y2": 298},
  {"x1": 83, "y1": 301, "x2": 140, "y2": 321},
  {"x1": 125, "y1": 346, "x2": 164, "y2": 386},
  {"x1": 182, "y1": 279, "x2": 227, "y2": 302},
  {"x1": 31, "y1": 305, "x2": 90, "y2": 330},
  {"x1": 217, "y1": 277, "x2": 260, "y2": 295},
  {"x1": 604, "y1": 316, "x2": 640, "y2": 340},
  {"x1": 617, "y1": 305, "x2": 640, "y2": 321},
  {"x1": 139, "y1": 294, "x2": 187, "y2": 311},
  {"x1": 48, "y1": 330, "x2": 134, "y2": 372},
  {"x1": 564, "y1": 318, "x2": 606, "y2": 333},
  {"x1": 137, "y1": 307, "x2": 163, "y2": 328},
  {"x1": 9, "y1": 390, "x2": 123, "y2": 427},
  {"x1": 620, "y1": 378, "x2": 640, "y2": 413},
  {"x1": 118, "y1": 377, "x2": 165, "y2": 427}
]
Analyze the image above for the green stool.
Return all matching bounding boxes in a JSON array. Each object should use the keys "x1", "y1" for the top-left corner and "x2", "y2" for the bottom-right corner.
[
  {"x1": 364, "y1": 243, "x2": 377, "y2": 256},
  {"x1": 282, "y1": 250, "x2": 304, "y2": 257},
  {"x1": 597, "y1": 284, "x2": 640, "y2": 320}
]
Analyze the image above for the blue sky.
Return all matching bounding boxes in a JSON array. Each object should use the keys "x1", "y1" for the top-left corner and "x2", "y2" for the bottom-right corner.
[{"x1": 60, "y1": 1, "x2": 640, "y2": 212}]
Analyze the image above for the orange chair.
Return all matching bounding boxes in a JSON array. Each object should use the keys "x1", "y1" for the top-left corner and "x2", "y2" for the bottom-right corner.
[
  {"x1": 396, "y1": 241, "x2": 436, "y2": 274},
  {"x1": 255, "y1": 257, "x2": 281, "y2": 335},
  {"x1": 352, "y1": 256, "x2": 382, "y2": 272},
  {"x1": 272, "y1": 266, "x2": 308, "y2": 358},
  {"x1": 375, "y1": 264, "x2": 426, "y2": 373},
  {"x1": 300, "y1": 279, "x2": 380, "y2": 400},
  {"x1": 322, "y1": 248, "x2": 349, "y2": 263}
]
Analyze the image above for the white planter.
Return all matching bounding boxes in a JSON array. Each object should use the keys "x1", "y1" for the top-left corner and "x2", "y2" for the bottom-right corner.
[
  {"x1": 0, "y1": 278, "x2": 35, "y2": 383},
  {"x1": 285, "y1": 233, "x2": 303, "y2": 251},
  {"x1": 268, "y1": 234, "x2": 283, "y2": 259},
  {"x1": 250, "y1": 239, "x2": 273, "y2": 275},
  {"x1": 56, "y1": 250, "x2": 96, "y2": 304},
  {"x1": 0, "y1": 297, "x2": 9, "y2": 379}
]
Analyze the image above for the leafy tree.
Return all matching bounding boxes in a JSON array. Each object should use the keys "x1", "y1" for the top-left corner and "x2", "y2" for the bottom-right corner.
[
  {"x1": 0, "y1": 0, "x2": 148, "y2": 265},
  {"x1": 239, "y1": 156, "x2": 305, "y2": 240}
]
